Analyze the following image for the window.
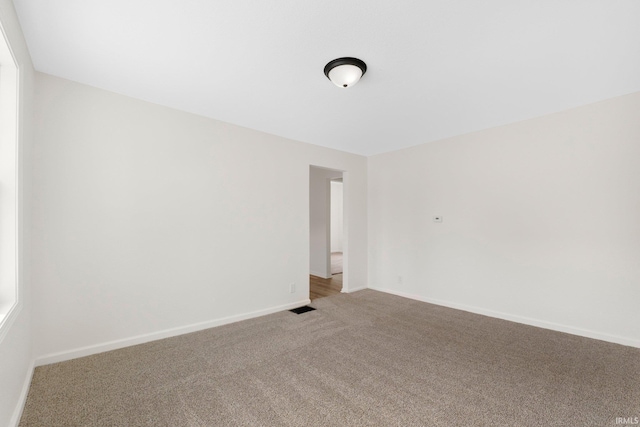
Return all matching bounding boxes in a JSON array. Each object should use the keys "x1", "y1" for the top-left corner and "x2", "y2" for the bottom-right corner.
[{"x1": 0, "y1": 22, "x2": 20, "y2": 341}]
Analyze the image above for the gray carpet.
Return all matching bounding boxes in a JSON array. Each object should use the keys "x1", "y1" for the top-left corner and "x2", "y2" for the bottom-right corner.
[{"x1": 20, "y1": 290, "x2": 640, "y2": 426}]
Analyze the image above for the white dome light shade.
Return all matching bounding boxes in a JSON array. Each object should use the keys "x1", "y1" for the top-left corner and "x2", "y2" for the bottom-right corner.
[
  {"x1": 328, "y1": 64, "x2": 363, "y2": 88},
  {"x1": 324, "y1": 57, "x2": 367, "y2": 88}
]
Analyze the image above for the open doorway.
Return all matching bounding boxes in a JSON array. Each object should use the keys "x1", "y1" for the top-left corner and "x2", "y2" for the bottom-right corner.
[
  {"x1": 330, "y1": 178, "x2": 343, "y2": 275},
  {"x1": 309, "y1": 166, "x2": 344, "y2": 300}
]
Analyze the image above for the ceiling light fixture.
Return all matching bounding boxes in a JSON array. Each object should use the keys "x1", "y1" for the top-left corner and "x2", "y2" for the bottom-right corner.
[{"x1": 324, "y1": 57, "x2": 367, "y2": 88}]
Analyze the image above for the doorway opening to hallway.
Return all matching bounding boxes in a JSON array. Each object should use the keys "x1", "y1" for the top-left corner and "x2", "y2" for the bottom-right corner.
[{"x1": 309, "y1": 167, "x2": 344, "y2": 300}]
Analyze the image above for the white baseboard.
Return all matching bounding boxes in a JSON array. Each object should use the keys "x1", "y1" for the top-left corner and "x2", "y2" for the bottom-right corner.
[
  {"x1": 310, "y1": 270, "x2": 331, "y2": 279},
  {"x1": 10, "y1": 359, "x2": 34, "y2": 427},
  {"x1": 371, "y1": 286, "x2": 640, "y2": 348},
  {"x1": 35, "y1": 299, "x2": 311, "y2": 367},
  {"x1": 343, "y1": 284, "x2": 367, "y2": 293}
]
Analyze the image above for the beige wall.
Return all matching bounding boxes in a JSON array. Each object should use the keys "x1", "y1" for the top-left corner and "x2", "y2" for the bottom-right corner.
[
  {"x1": 32, "y1": 72, "x2": 368, "y2": 363},
  {"x1": 369, "y1": 92, "x2": 640, "y2": 346}
]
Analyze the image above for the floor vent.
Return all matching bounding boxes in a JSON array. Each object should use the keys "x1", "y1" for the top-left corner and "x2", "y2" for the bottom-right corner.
[{"x1": 289, "y1": 306, "x2": 316, "y2": 314}]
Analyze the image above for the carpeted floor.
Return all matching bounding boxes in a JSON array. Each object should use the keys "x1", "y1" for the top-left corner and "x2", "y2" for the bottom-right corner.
[{"x1": 20, "y1": 290, "x2": 640, "y2": 426}]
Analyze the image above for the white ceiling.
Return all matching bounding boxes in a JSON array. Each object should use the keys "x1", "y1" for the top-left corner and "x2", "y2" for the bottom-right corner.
[{"x1": 13, "y1": 0, "x2": 640, "y2": 156}]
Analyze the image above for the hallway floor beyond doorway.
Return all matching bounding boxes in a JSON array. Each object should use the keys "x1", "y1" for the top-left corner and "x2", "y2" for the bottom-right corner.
[{"x1": 310, "y1": 274, "x2": 342, "y2": 300}]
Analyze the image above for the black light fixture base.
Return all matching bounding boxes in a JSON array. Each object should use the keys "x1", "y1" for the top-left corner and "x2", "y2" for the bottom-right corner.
[{"x1": 324, "y1": 57, "x2": 367, "y2": 79}]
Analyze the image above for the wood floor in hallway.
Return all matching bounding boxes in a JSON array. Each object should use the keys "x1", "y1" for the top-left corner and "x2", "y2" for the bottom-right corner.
[{"x1": 309, "y1": 274, "x2": 342, "y2": 300}]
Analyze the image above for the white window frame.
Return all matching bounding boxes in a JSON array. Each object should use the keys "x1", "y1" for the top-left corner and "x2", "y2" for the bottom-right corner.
[{"x1": 0, "y1": 18, "x2": 21, "y2": 343}]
